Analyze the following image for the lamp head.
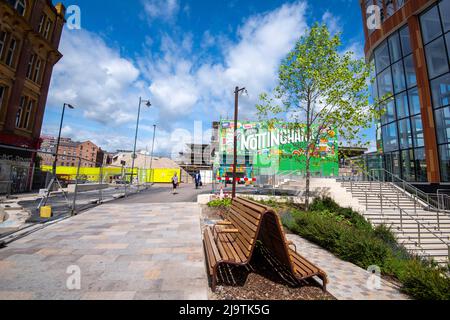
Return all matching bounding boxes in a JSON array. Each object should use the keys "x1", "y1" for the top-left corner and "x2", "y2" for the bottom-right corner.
[{"x1": 66, "y1": 103, "x2": 75, "y2": 109}]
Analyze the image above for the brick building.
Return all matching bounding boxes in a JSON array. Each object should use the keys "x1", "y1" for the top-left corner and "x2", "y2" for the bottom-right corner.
[
  {"x1": 39, "y1": 136, "x2": 105, "y2": 168},
  {"x1": 0, "y1": 0, "x2": 65, "y2": 193}
]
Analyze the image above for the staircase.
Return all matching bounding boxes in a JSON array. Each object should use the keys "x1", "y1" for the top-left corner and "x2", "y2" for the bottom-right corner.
[{"x1": 341, "y1": 180, "x2": 450, "y2": 267}]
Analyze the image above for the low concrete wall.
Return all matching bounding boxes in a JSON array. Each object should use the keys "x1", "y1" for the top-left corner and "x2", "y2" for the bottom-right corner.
[{"x1": 67, "y1": 183, "x2": 110, "y2": 193}]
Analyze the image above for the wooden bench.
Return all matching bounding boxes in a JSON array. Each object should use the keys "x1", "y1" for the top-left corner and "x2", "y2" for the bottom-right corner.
[{"x1": 203, "y1": 197, "x2": 328, "y2": 292}]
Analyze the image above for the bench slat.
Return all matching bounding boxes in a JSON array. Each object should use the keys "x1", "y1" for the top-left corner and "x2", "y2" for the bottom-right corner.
[
  {"x1": 224, "y1": 233, "x2": 246, "y2": 263},
  {"x1": 232, "y1": 202, "x2": 263, "y2": 221},
  {"x1": 218, "y1": 234, "x2": 241, "y2": 262}
]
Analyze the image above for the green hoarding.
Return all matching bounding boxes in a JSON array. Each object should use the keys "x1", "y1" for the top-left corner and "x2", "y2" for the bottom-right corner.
[{"x1": 217, "y1": 120, "x2": 339, "y2": 176}]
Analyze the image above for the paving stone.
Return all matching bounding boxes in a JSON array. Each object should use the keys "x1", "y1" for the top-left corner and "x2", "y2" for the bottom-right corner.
[
  {"x1": 0, "y1": 202, "x2": 207, "y2": 300},
  {"x1": 286, "y1": 234, "x2": 409, "y2": 300}
]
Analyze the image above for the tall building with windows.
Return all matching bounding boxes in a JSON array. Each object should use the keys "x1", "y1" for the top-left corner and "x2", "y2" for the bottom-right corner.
[
  {"x1": 0, "y1": 0, "x2": 65, "y2": 192},
  {"x1": 360, "y1": 0, "x2": 450, "y2": 187},
  {"x1": 0, "y1": 0, "x2": 65, "y2": 150}
]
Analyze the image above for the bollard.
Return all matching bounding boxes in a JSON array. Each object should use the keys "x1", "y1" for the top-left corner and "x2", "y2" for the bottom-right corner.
[{"x1": 418, "y1": 223, "x2": 421, "y2": 246}]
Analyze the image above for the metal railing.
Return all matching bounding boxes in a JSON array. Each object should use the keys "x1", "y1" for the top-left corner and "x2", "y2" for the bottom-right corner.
[
  {"x1": 343, "y1": 165, "x2": 450, "y2": 264},
  {"x1": 344, "y1": 175, "x2": 450, "y2": 262},
  {"x1": 370, "y1": 168, "x2": 439, "y2": 211},
  {"x1": 0, "y1": 144, "x2": 157, "y2": 224}
]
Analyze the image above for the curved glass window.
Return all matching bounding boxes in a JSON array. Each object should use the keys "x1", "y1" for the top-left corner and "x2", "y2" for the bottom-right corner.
[
  {"x1": 374, "y1": 24, "x2": 424, "y2": 182},
  {"x1": 425, "y1": 37, "x2": 449, "y2": 79},
  {"x1": 420, "y1": 6, "x2": 442, "y2": 44},
  {"x1": 420, "y1": 0, "x2": 450, "y2": 182},
  {"x1": 375, "y1": 41, "x2": 390, "y2": 73},
  {"x1": 404, "y1": 55, "x2": 417, "y2": 88}
]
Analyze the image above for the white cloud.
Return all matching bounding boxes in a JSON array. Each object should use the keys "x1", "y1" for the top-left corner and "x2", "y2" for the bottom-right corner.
[
  {"x1": 322, "y1": 11, "x2": 342, "y2": 35},
  {"x1": 139, "y1": 1, "x2": 309, "y2": 124},
  {"x1": 48, "y1": 29, "x2": 144, "y2": 126},
  {"x1": 142, "y1": 0, "x2": 180, "y2": 22}
]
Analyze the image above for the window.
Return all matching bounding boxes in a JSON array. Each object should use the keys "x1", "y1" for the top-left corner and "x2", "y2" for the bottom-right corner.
[
  {"x1": 396, "y1": 92, "x2": 409, "y2": 119},
  {"x1": 26, "y1": 54, "x2": 35, "y2": 79},
  {"x1": 399, "y1": 26, "x2": 412, "y2": 56},
  {"x1": 425, "y1": 37, "x2": 449, "y2": 79},
  {"x1": 435, "y1": 106, "x2": 450, "y2": 144},
  {"x1": 5, "y1": 37, "x2": 17, "y2": 67},
  {"x1": 15, "y1": 96, "x2": 35, "y2": 130},
  {"x1": 431, "y1": 73, "x2": 450, "y2": 109},
  {"x1": 392, "y1": 60, "x2": 406, "y2": 93},
  {"x1": 386, "y1": 0, "x2": 395, "y2": 18},
  {"x1": 15, "y1": 96, "x2": 25, "y2": 128},
  {"x1": 396, "y1": 0, "x2": 405, "y2": 9},
  {"x1": 439, "y1": 144, "x2": 450, "y2": 182},
  {"x1": 378, "y1": 67, "x2": 393, "y2": 98},
  {"x1": 381, "y1": 99, "x2": 396, "y2": 125},
  {"x1": 389, "y1": 33, "x2": 402, "y2": 63},
  {"x1": 33, "y1": 58, "x2": 42, "y2": 83},
  {"x1": 446, "y1": 33, "x2": 450, "y2": 62},
  {"x1": 44, "y1": 20, "x2": 52, "y2": 40},
  {"x1": 401, "y1": 149, "x2": 415, "y2": 181},
  {"x1": 383, "y1": 122, "x2": 399, "y2": 152},
  {"x1": 439, "y1": 0, "x2": 450, "y2": 33},
  {"x1": 415, "y1": 148, "x2": 427, "y2": 182},
  {"x1": 0, "y1": 31, "x2": 6, "y2": 60},
  {"x1": 7, "y1": 0, "x2": 26, "y2": 16},
  {"x1": 0, "y1": 85, "x2": 6, "y2": 111},
  {"x1": 411, "y1": 116, "x2": 424, "y2": 147},
  {"x1": 22, "y1": 99, "x2": 33, "y2": 129},
  {"x1": 408, "y1": 87, "x2": 421, "y2": 115},
  {"x1": 374, "y1": 41, "x2": 390, "y2": 72},
  {"x1": 404, "y1": 55, "x2": 417, "y2": 88},
  {"x1": 398, "y1": 119, "x2": 413, "y2": 149},
  {"x1": 420, "y1": 6, "x2": 443, "y2": 44},
  {"x1": 16, "y1": 0, "x2": 26, "y2": 16},
  {"x1": 38, "y1": 15, "x2": 45, "y2": 33}
]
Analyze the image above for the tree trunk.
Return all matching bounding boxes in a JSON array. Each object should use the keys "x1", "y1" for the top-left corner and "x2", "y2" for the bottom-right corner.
[{"x1": 305, "y1": 156, "x2": 311, "y2": 211}]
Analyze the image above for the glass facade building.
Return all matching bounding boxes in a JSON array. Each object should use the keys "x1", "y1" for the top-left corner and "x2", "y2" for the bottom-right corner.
[{"x1": 361, "y1": 0, "x2": 450, "y2": 185}]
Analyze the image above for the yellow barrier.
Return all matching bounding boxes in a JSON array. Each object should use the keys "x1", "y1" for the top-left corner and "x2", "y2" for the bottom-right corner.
[
  {"x1": 41, "y1": 166, "x2": 181, "y2": 184},
  {"x1": 40, "y1": 206, "x2": 52, "y2": 218}
]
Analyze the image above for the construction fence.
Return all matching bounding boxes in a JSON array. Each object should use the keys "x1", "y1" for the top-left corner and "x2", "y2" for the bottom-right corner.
[{"x1": 0, "y1": 144, "x2": 181, "y2": 224}]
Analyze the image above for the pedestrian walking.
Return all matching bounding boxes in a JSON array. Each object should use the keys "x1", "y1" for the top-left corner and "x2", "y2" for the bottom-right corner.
[
  {"x1": 172, "y1": 173, "x2": 179, "y2": 194},
  {"x1": 195, "y1": 171, "x2": 202, "y2": 189}
]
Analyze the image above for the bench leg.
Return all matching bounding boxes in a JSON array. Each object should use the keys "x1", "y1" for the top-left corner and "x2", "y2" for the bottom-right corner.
[
  {"x1": 320, "y1": 274, "x2": 328, "y2": 292},
  {"x1": 211, "y1": 272, "x2": 217, "y2": 292}
]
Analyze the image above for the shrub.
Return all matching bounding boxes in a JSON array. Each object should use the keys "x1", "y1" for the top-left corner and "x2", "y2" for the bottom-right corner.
[
  {"x1": 282, "y1": 198, "x2": 450, "y2": 300},
  {"x1": 207, "y1": 199, "x2": 232, "y2": 209}
]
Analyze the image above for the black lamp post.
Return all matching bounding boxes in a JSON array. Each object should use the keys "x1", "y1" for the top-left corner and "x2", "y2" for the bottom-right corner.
[
  {"x1": 52, "y1": 103, "x2": 74, "y2": 176},
  {"x1": 130, "y1": 97, "x2": 151, "y2": 185},
  {"x1": 232, "y1": 87, "x2": 247, "y2": 199}
]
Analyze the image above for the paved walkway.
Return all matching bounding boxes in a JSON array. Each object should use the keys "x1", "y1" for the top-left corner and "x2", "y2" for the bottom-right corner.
[
  {"x1": 0, "y1": 202, "x2": 207, "y2": 300},
  {"x1": 286, "y1": 234, "x2": 410, "y2": 300}
]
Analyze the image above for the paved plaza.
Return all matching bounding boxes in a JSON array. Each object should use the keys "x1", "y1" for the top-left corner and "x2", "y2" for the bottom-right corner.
[
  {"x1": 0, "y1": 202, "x2": 207, "y2": 300},
  {"x1": 286, "y1": 234, "x2": 409, "y2": 300}
]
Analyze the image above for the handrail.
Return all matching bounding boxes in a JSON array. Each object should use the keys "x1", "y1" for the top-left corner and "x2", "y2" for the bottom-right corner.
[
  {"x1": 342, "y1": 158, "x2": 450, "y2": 263},
  {"x1": 344, "y1": 174, "x2": 450, "y2": 253},
  {"x1": 370, "y1": 168, "x2": 439, "y2": 210}
]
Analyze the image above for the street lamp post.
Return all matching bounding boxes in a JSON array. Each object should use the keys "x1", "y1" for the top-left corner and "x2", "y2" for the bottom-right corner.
[
  {"x1": 149, "y1": 124, "x2": 157, "y2": 184},
  {"x1": 232, "y1": 87, "x2": 247, "y2": 199},
  {"x1": 130, "y1": 97, "x2": 151, "y2": 186},
  {"x1": 52, "y1": 103, "x2": 75, "y2": 177}
]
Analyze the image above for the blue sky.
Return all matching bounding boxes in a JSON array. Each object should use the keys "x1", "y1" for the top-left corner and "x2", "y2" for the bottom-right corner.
[{"x1": 43, "y1": 0, "x2": 372, "y2": 156}]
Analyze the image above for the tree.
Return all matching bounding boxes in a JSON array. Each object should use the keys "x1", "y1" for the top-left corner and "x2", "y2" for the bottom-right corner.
[{"x1": 256, "y1": 24, "x2": 379, "y2": 210}]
